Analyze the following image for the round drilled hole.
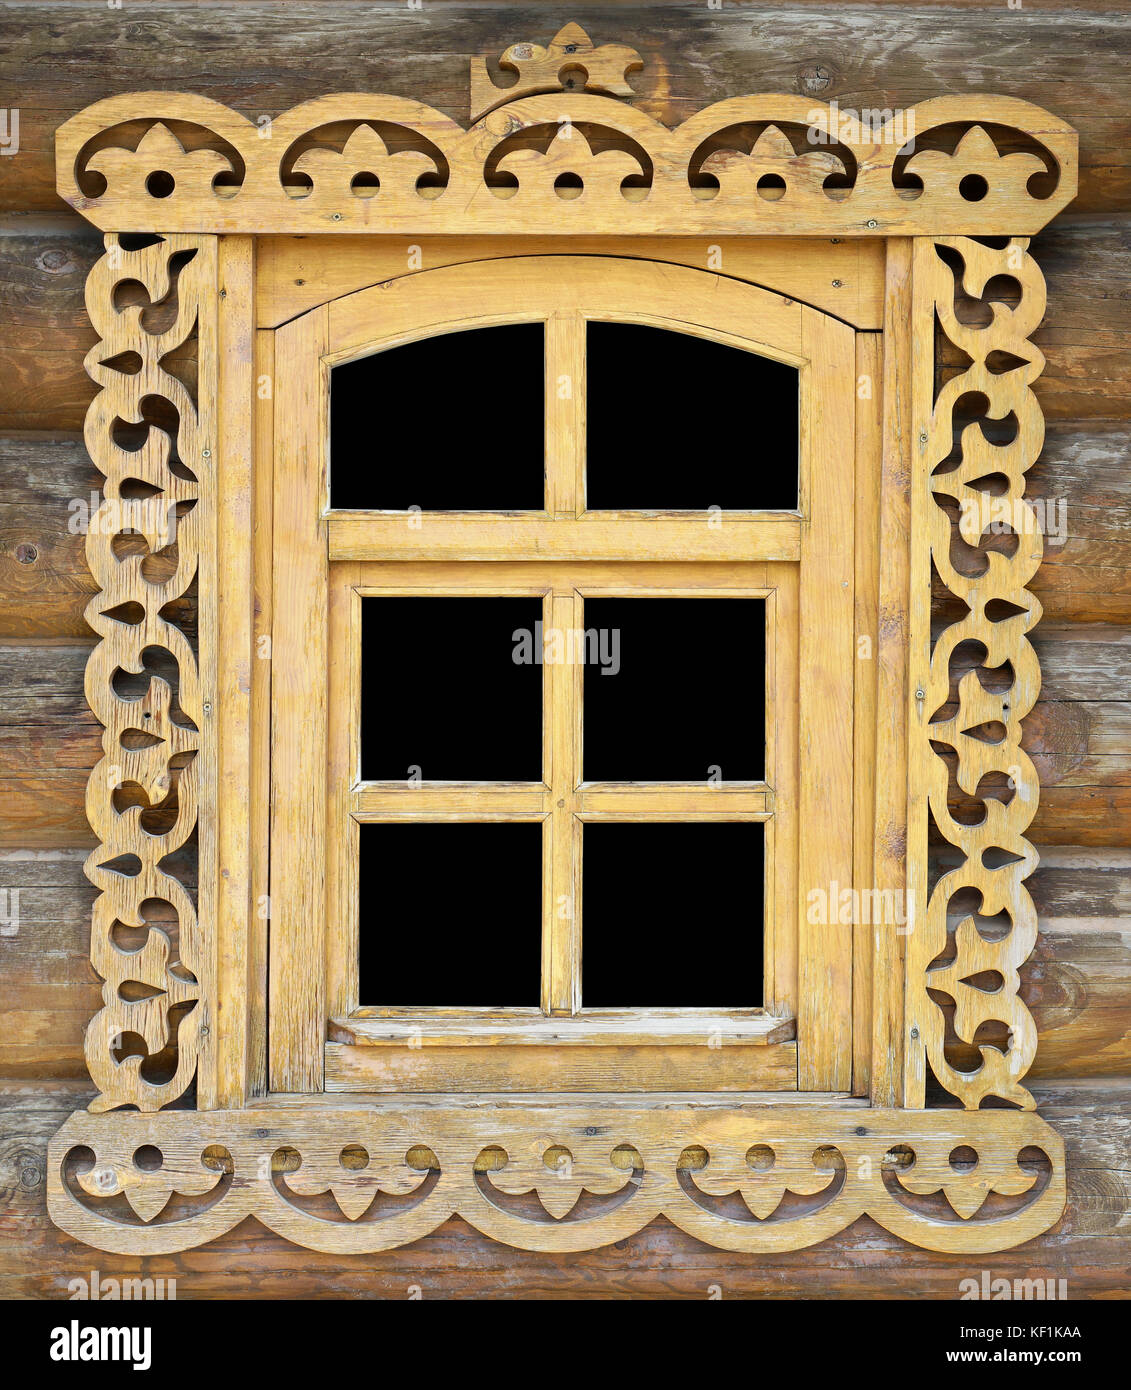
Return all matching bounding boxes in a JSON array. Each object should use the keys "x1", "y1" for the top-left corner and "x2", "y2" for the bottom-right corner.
[
  {"x1": 132, "y1": 1144, "x2": 163, "y2": 1172},
  {"x1": 145, "y1": 170, "x2": 176, "y2": 199},
  {"x1": 959, "y1": 173, "x2": 988, "y2": 202}
]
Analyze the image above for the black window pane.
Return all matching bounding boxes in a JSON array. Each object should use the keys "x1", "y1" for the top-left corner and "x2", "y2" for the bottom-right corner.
[
  {"x1": 358, "y1": 823, "x2": 541, "y2": 1006},
  {"x1": 331, "y1": 324, "x2": 545, "y2": 510},
  {"x1": 582, "y1": 822, "x2": 763, "y2": 1007},
  {"x1": 361, "y1": 597, "x2": 543, "y2": 781},
  {"x1": 586, "y1": 322, "x2": 798, "y2": 510},
  {"x1": 583, "y1": 598, "x2": 764, "y2": 782}
]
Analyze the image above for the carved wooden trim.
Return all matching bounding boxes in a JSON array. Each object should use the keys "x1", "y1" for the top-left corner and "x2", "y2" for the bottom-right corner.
[
  {"x1": 469, "y1": 22, "x2": 644, "y2": 120},
  {"x1": 906, "y1": 236, "x2": 1047, "y2": 1110},
  {"x1": 48, "y1": 1103, "x2": 1064, "y2": 1255},
  {"x1": 56, "y1": 92, "x2": 1076, "y2": 238},
  {"x1": 81, "y1": 233, "x2": 217, "y2": 1113},
  {"x1": 47, "y1": 28, "x2": 1076, "y2": 1257}
]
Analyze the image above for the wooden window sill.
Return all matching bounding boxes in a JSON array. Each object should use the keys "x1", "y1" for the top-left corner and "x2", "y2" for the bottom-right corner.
[{"x1": 329, "y1": 1012, "x2": 796, "y2": 1047}]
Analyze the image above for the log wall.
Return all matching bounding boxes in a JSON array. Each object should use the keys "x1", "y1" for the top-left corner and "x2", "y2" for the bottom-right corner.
[{"x1": 1, "y1": 2, "x2": 1127, "y2": 1297}]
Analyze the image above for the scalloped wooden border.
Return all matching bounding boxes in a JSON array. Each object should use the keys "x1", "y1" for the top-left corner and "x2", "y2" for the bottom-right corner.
[{"x1": 55, "y1": 91, "x2": 1076, "y2": 237}]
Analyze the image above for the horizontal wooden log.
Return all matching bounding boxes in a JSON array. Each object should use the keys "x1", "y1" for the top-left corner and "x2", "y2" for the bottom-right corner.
[
  {"x1": 2, "y1": 1074, "x2": 1128, "y2": 1295},
  {"x1": 938, "y1": 216, "x2": 1131, "y2": 422},
  {"x1": 2, "y1": 217, "x2": 1128, "y2": 431},
  {"x1": 2, "y1": 617, "x2": 1129, "y2": 845},
  {"x1": 4, "y1": 417, "x2": 1129, "y2": 640},
  {"x1": 0, "y1": 435, "x2": 195, "y2": 639},
  {"x1": 1, "y1": 2, "x2": 1129, "y2": 220},
  {"x1": 1, "y1": 845, "x2": 1125, "y2": 1080}
]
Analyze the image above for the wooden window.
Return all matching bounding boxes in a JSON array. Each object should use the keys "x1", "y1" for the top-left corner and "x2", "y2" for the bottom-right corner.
[
  {"x1": 269, "y1": 256, "x2": 857, "y2": 1096},
  {"x1": 48, "y1": 24, "x2": 1077, "y2": 1258}
]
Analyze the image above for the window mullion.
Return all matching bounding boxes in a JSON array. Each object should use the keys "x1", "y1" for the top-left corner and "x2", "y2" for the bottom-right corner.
[
  {"x1": 545, "y1": 310, "x2": 586, "y2": 516},
  {"x1": 544, "y1": 589, "x2": 583, "y2": 1014}
]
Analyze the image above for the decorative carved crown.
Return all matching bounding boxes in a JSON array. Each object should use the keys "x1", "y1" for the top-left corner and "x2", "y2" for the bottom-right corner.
[{"x1": 470, "y1": 22, "x2": 644, "y2": 120}]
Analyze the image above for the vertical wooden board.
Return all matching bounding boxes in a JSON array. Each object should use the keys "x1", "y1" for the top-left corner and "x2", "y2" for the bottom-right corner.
[
  {"x1": 797, "y1": 307, "x2": 856, "y2": 1091},
  {"x1": 326, "y1": 567, "x2": 361, "y2": 1018},
  {"x1": 905, "y1": 238, "x2": 938, "y2": 1107},
  {"x1": 547, "y1": 589, "x2": 582, "y2": 1014},
  {"x1": 269, "y1": 305, "x2": 330, "y2": 1092},
  {"x1": 190, "y1": 236, "x2": 222, "y2": 1107},
  {"x1": 764, "y1": 564, "x2": 799, "y2": 1022},
  {"x1": 852, "y1": 332, "x2": 883, "y2": 1098},
  {"x1": 200, "y1": 236, "x2": 257, "y2": 1109},
  {"x1": 872, "y1": 240, "x2": 913, "y2": 1108},
  {"x1": 545, "y1": 310, "x2": 585, "y2": 515},
  {"x1": 249, "y1": 327, "x2": 275, "y2": 1098}
]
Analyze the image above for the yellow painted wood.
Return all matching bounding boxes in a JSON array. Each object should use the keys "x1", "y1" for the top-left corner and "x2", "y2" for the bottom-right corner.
[
  {"x1": 871, "y1": 239, "x2": 914, "y2": 1108},
  {"x1": 56, "y1": 92, "x2": 1078, "y2": 238},
  {"x1": 332, "y1": 1012, "x2": 793, "y2": 1047},
  {"x1": 327, "y1": 514, "x2": 802, "y2": 563},
  {"x1": 49, "y1": 29, "x2": 1072, "y2": 1262},
  {"x1": 852, "y1": 331, "x2": 883, "y2": 1098},
  {"x1": 796, "y1": 306, "x2": 857, "y2": 1090},
  {"x1": 268, "y1": 304, "x2": 330, "y2": 1093},
  {"x1": 323, "y1": 1042, "x2": 802, "y2": 1094},
  {"x1": 202, "y1": 234, "x2": 258, "y2": 1109},
  {"x1": 256, "y1": 235, "x2": 887, "y2": 331}
]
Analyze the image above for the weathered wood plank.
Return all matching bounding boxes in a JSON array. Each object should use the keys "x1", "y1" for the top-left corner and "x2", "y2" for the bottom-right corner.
[
  {"x1": 3, "y1": 218, "x2": 1129, "y2": 431},
  {"x1": 3, "y1": 625, "x2": 1129, "y2": 848},
  {"x1": 0, "y1": 850, "x2": 194, "y2": 1077},
  {"x1": 1, "y1": 3, "x2": 1129, "y2": 218},
  {"x1": 0, "y1": 434, "x2": 193, "y2": 638},
  {"x1": 2, "y1": 1076, "x2": 1127, "y2": 1296},
  {"x1": 5, "y1": 418, "x2": 1128, "y2": 637},
  {"x1": 2, "y1": 846, "x2": 1126, "y2": 1080}
]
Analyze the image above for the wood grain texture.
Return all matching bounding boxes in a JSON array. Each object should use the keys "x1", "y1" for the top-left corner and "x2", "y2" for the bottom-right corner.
[
  {"x1": 796, "y1": 307, "x2": 856, "y2": 1089},
  {"x1": 0, "y1": 1073, "x2": 1116, "y2": 1296},
  {"x1": 7, "y1": 219, "x2": 1130, "y2": 434},
  {"x1": 871, "y1": 239, "x2": 911, "y2": 1106},
  {"x1": 205, "y1": 235, "x2": 258, "y2": 1108},
  {"x1": 6, "y1": 847, "x2": 1126, "y2": 1082},
  {"x1": 267, "y1": 305, "x2": 329, "y2": 1093},
  {"x1": 0, "y1": 0, "x2": 1124, "y2": 1291},
  {"x1": 257, "y1": 234, "x2": 886, "y2": 330}
]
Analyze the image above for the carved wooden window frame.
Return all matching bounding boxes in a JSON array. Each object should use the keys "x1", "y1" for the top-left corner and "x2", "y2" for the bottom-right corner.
[{"x1": 47, "y1": 25, "x2": 1077, "y2": 1256}]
